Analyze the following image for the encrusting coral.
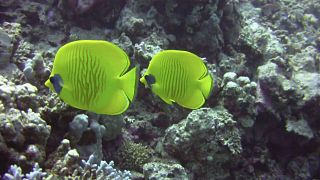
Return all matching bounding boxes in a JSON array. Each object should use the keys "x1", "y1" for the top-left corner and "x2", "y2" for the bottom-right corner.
[{"x1": 115, "y1": 140, "x2": 152, "y2": 172}]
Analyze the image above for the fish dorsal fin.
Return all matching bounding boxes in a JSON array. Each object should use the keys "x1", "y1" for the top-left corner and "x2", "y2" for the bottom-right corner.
[
  {"x1": 151, "y1": 50, "x2": 208, "y2": 80},
  {"x1": 177, "y1": 89, "x2": 205, "y2": 109},
  {"x1": 59, "y1": 40, "x2": 130, "y2": 77},
  {"x1": 97, "y1": 89, "x2": 130, "y2": 115}
]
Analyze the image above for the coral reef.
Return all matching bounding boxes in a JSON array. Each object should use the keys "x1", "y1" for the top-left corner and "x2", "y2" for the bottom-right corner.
[
  {"x1": 162, "y1": 106, "x2": 242, "y2": 178},
  {"x1": 0, "y1": 108, "x2": 51, "y2": 174},
  {"x1": 4, "y1": 150, "x2": 131, "y2": 180},
  {"x1": 79, "y1": 154, "x2": 132, "y2": 180},
  {"x1": 23, "y1": 53, "x2": 51, "y2": 87},
  {"x1": 143, "y1": 162, "x2": 189, "y2": 179},
  {"x1": 68, "y1": 113, "x2": 125, "y2": 163},
  {"x1": 239, "y1": 3, "x2": 284, "y2": 59},
  {"x1": 68, "y1": 113, "x2": 105, "y2": 162},
  {"x1": 0, "y1": 75, "x2": 39, "y2": 111},
  {"x1": 4, "y1": 163, "x2": 46, "y2": 180},
  {"x1": 115, "y1": 140, "x2": 152, "y2": 172},
  {"x1": 221, "y1": 72, "x2": 257, "y2": 127},
  {"x1": 0, "y1": 29, "x2": 13, "y2": 68}
]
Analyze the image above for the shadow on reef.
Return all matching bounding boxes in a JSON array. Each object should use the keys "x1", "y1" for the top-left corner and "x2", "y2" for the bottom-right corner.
[
  {"x1": 40, "y1": 107, "x2": 79, "y2": 157},
  {"x1": 230, "y1": 112, "x2": 320, "y2": 179},
  {"x1": 56, "y1": 0, "x2": 127, "y2": 29}
]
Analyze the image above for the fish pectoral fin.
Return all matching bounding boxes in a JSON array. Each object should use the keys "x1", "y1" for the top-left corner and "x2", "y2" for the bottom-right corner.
[
  {"x1": 177, "y1": 90, "x2": 205, "y2": 109},
  {"x1": 97, "y1": 90, "x2": 130, "y2": 115}
]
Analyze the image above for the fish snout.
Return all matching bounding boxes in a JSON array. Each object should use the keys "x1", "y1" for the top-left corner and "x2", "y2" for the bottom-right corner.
[
  {"x1": 140, "y1": 76, "x2": 148, "y2": 88},
  {"x1": 45, "y1": 79, "x2": 54, "y2": 91}
]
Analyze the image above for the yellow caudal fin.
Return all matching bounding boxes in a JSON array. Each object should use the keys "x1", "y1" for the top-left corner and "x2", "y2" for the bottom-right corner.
[
  {"x1": 199, "y1": 73, "x2": 213, "y2": 99},
  {"x1": 177, "y1": 90, "x2": 205, "y2": 109},
  {"x1": 120, "y1": 66, "x2": 138, "y2": 102}
]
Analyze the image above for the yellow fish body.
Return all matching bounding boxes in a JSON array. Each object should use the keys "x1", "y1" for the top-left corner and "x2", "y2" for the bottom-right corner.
[
  {"x1": 140, "y1": 50, "x2": 213, "y2": 109},
  {"x1": 45, "y1": 40, "x2": 137, "y2": 115}
]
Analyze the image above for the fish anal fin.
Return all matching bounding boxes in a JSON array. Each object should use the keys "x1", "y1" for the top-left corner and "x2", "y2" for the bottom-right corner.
[
  {"x1": 96, "y1": 90, "x2": 130, "y2": 115},
  {"x1": 177, "y1": 90, "x2": 205, "y2": 109},
  {"x1": 151, "y1": 83, "x2": 174, "y2": 105}
]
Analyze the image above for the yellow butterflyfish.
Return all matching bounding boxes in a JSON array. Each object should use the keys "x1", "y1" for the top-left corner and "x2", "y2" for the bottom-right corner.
[
  {"x1": 45, "y1": 40, "x2": 138, "y2": 115},
  {"x1": 140, "y1": 50, "x2": 213, "y2": 109}
]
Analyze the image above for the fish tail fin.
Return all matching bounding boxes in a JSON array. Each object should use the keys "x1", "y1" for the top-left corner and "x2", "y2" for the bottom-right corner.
[
  {"x1": 199, "y1": 73, "x2": 213, "y2": 99},
  {"x1": 120, "y1": 66, "x2": 138, "y2": 102}
]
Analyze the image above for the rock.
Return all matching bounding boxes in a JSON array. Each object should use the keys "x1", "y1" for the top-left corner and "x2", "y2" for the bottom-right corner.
[
  {"x1": 68, "y1": 114, "x2": 104, "y2": 163},
  {"x1": 162, "y1": 106, "x2": 241, "y2": 178},
  {"x1": 288, "y1": 46, "x2": 319, "y2": 73},
  {"x1": 223, "y1": 72, "x2": 237, "y2": 82},
  {"x1": 257, "y1": 61, "x2": 319, "y2": 114},
  {"x1": 0, "y1": 75, "x2": 40, "y2": 111},
  {"x1": 58, "y1": 0, "x2": 99, "y2": 15},
  {"x1": 0, "y1": 108, "x2": 51, "y2": 171},
  {"x1": 257, "y1": 62, "x2": 289, "y2": 110},
  {"x1": 0, "y1": 22, "x2": 21, "y2": 43},
  {"x1": 0, "y1": 0, "x2": 15, "y2": 7},
  {"x1": 164, "y1": 106, "x2": 242, "y2": 156},
  {"x1": 69, "y1": 27, "x2": 106, "y2": 40},
  {"x1": 23, "y1": 53, "x2": 51, "y2": 87},
  {"x1": 97, "y1": 114, "x2": 124, "y2": 141},
  {"x1": 292, "y1": 72, "x2": 320, "y2": 104},
  {"x1": 12, "y1": 40, "x2": 33, "y2": 67},
  {"x1": 134, "y1": 41, "x2": 162, "y2": 63},
  {"x1": 68, "y1": 113, "x2": 124, "y2": 163},
  {"x1": 0, "y1": 108, "x2": 51, "y2": 147},
  {"x1": 115, "y1": 0, "x2": 155, "y2": 36},
  {"x1": 112, "y1": 33, "x2": 133, "y2": 56},
  {"x1": 286, "y1": 119, "x2": 314, "y2": 139},
  {"x1": 69, "y1": 114, "x2": 89, "y2": 141},
  {"x1": 0, "y1": 29, "x2": 13, "y2": 68},
  {"x1": 221, "y1": 72, "x2": 257, "y2": 127},
  {"x1": 116, "y1": 140, "x2": 151, "y2": 172},
  {"x1": 239, "y1": 3, "x2": 284, "y2": 59},
  {"x1": 0, "y1": 63, "x2": 20, "y2": 79},
  {"x1": 218, "y1": 52, "x2": 248, "y2": 75},
  {"x1": 143, "y1": 162, "x2": 189, "y2": 180}
]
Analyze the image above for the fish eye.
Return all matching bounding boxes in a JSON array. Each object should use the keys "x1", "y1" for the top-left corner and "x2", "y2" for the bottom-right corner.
[
  {"x1": 145, "y1": 74, "x2": 156, "y2": 86},
  {"x1": 49, "y1": 74, "x2": 63, "y2": 94},
  {"x1": 49, "y1": 76, "x2": 55, "y2": 83}
]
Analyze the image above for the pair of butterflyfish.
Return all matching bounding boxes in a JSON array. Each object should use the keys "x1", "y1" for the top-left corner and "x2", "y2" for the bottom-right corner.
[{"x1": 45, "y1": 40, "x2": 213, "y2": 115}]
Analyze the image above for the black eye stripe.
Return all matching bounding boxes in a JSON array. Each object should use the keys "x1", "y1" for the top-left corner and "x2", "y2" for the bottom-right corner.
[
  {"x1": 50, "y1": 74, "x2": 63, "y2": 94},
  {"x1": 50, "y1": 77, "x2": 55, "y2": 83},
  {"x1": 145, "y1": 74, "x2": 156, "y2": 85}
]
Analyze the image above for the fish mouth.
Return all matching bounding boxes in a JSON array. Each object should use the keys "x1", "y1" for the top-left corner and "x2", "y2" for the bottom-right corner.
[
  {"x1": 45, "y1": 78, "x2": 54, "y2": 91},
  {"x1": 140, "y1": 76, "x2": 148, "y2": 88},
  {"x1": 45, "y1": 79, "x2": 50, "y2": 88}
]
